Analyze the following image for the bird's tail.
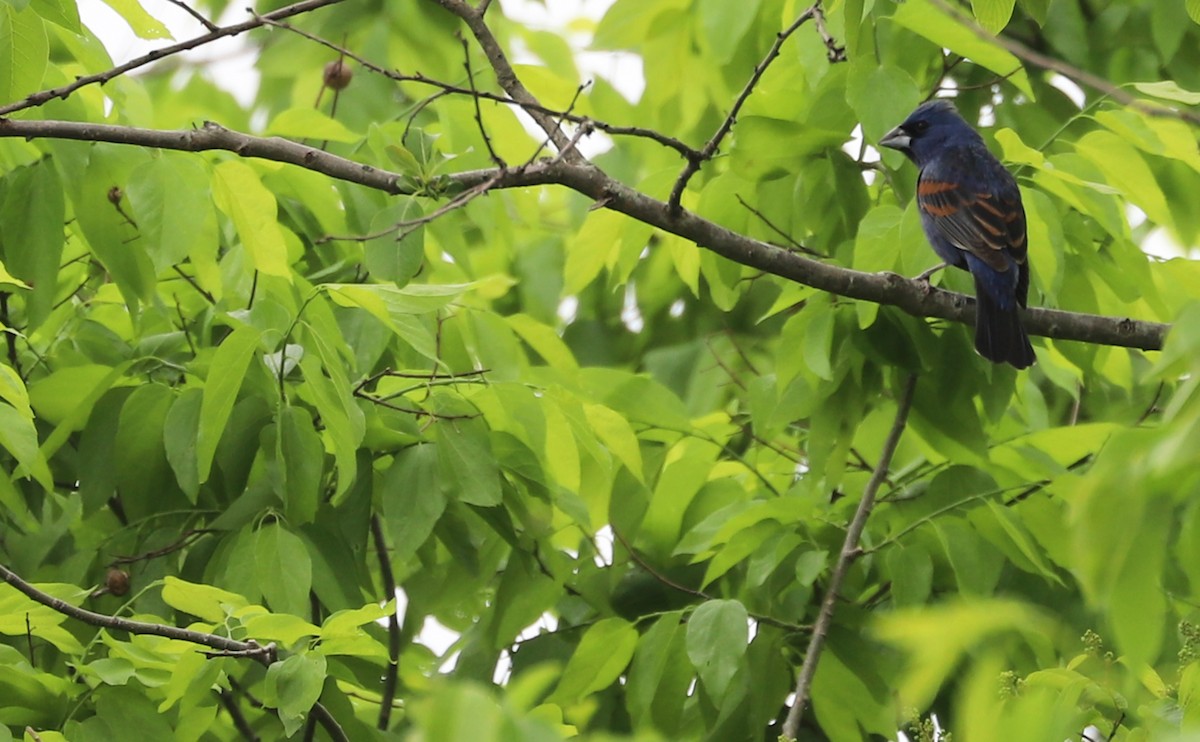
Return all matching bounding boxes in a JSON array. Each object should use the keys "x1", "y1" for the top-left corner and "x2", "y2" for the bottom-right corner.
[{"x1": 973, "y1": 276, "x2": 1035, "y2": 369}]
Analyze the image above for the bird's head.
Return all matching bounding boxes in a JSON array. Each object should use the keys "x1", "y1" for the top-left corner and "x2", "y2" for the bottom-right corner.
[{"x1": 879, "y1": 99, "x2": 980, "y2": 166}]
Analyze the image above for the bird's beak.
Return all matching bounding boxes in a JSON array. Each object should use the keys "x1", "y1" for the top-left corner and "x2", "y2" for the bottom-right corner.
[{"x1": 879, "y1": 126, "x2": 910, "y2": 151}]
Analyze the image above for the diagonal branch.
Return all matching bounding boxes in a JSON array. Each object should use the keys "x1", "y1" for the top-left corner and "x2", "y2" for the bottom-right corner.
[
  {"x1": 929, "y1": 0, "x2": 1200, "y2": 127},
  {"x1": 257, "y1": 15, "x2": 700, "y2": 158},
  {"x1": 430, "y1": 0, "x2": 581, "y2": 161},
  {"x1": 0, "y1": 0, "x2": 345, "y2": 118},
  {"x1": 779, "y1": 373, "x2": 919, "y2": 740},
  {"x1": 0, "y1": 118, "x2": 1170, "y2": 352},
  {"x1": 370, "y1": 516, "x2": 401, "y2": 731},
  {"x1": 1, "y1": 562, "x2": 350, "y2": 742},
  {"x1": 667, "y1": 4, "x2": 820, "y2": 212},
  {"x1": 0, "y1": 562, "x2": 273, "y2": 658}
]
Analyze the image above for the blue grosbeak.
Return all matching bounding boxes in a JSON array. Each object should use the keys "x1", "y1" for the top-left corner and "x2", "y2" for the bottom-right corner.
[{"x1": 880, "y1": 100, "x2": 1035, "y2": 369}]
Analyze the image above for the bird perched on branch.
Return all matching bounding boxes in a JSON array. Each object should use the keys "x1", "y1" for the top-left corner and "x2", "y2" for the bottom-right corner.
[{"x1": 880, "y1": 100, "x2": 1035, "y2": 369}]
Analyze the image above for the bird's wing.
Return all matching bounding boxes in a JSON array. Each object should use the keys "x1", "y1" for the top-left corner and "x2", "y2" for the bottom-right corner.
[{"x1": 917, "y1": 173, "x2": 1027, "y2": 273}]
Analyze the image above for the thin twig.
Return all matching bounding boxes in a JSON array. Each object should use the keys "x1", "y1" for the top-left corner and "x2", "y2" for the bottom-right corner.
[
  {"x1": 218, "y1": 689, "x2": 260, "y2": 742},
  {"x1": 734, "y1": 195, "x2": 823, "y2": 256},
  {"x1": 0, "y1": 562, "x2": 272, "y2": 658},
  {"x1": 811, "y1": 2, "x2": 846, "y2": 62},
  {"x1": 667, "y1": 4, "x2": 819, "y2": 213},
  {"x1": 0, "y1": 0, "x2": 345, "y2": 117},
  {"x1": 370, "y1": 516, "x2": 401, "y2": 730},
  {"x1": 111, "y1": 528, "x2": 216, "y2": 565},
  {"x1": 780, "y1": 373, "x2": 918, "y2": 739},
  {"x1": 258, "y1": 16, "x2": 699, "y2": 158},
  {"x1": 610, "y1": 527, "x2": 807, "y2": 633},
  {"x1": 165, "y1": 0, "x2": 219, "y2": 31},
  {"x1": 928, "y1": 0, "x2": 1200, "y2": 127},
  {"x1": 430, "y1": 0, "x2": 581, "y2": 160},
  {"x1": 171, "y1": 265, "x2": 217, "y2": 304},
  {"x1": 460, "y1": 35, "x2": 506, "y2": 168},
  {"x1": 318, "y1": 170, "x2": 505, "y2": 244}
]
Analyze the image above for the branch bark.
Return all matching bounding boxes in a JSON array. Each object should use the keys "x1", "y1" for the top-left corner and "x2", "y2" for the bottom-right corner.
[
  {"x1": 0, "y1": 562, "x2": 349, "y2": 742},
  {"x1": 0, "y1": 0, "x2": 346, "y2": 118},
  {"x1": 780, "y1": 373, "x2": 919, "y2": 740},
  {"x1": 0, "y1": 117, "x2": 1168, "y2": 352},
  {"x1": 430, "y1": 0, "x2": 581, "y2": 161}
]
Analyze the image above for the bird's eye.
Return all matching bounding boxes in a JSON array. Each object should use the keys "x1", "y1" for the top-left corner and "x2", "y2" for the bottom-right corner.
[{"x1": 911, "y1": 120, "x2": 930, "y2": 134}]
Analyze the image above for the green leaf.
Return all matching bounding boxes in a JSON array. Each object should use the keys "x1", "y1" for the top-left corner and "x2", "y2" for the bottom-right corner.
[
  {"x1": 626, "y1": 612, "x2": 691, "y2": 730},
  {"x1": 853, "y1": 204, "x2": 904, "y2": 274},
  {"x1": 161, "y1": 577, "x2": 249, "y2": 622},
  {"x1": 29, "y1": 0, "x2": 78, "y2": 31},
  {"x1": 255, "y1": 522, "x2": 313, "y2": 617},
  {"x1": 994, "y1": 127, "x2": 1046, "y2": 168},
  {"x1": 100, "y1": 0, "x2": 169, "y2": 39},
  {"x1": 686, "y1": 599, "x2": 749, "y2": 699},
  {"x1": 265, "y1": 108, "x2": 360, "y2": 143},
  {"x1": 971, "y1": 0, "x2": 1015, "y2": 32},
  {"x1": 213, "y1": 160, "x2": 292, "y2": 279},
  {"x1": 890, "y1": 0, "x2": 1033, "y2": 98},
  {"x1": 321, "y1": 600, "x2": 394, "y2": 639},
  {"x1": 197, "y1": 327, "x2": 261, "y2": 483},
  {"x1": 435, "y1": 409, "x2": 501, "y2": 507},
  {"x1": 874, "y1": 600, "x2": 1054, "y2": 708},
  {"x1": 550, "y1": 617, "x2": 639, "y2": 702},
  {"x1": 1132, "y1": 80, "x2": 1200, "y2": 105},
  {"x1": 381, "y1": 444, "x2": 446, "y2": 563},
  {"x1": 582, "y1": 401, "x2": 643, "y2": 481},
  {"x1": 242, "y1": 612, "x2": 321, "y2": 646},
  {"x1": 297, "y1": 332, "x2": 364, "y2": 502},
  {"x1": 276, "y1": 406, "x2": 323, "y2": 524},
  {"x1": 163, "y1": 388, "x2": 202, "y2": 501},
  {"x1": 0, "y1": 583, "x2": 86, "y2": 652},
  {"x1": 0, "y1": 363, "x2": 31, "y2": 420},
  {"x1": 28, "y1": 364, "x2": 116, "y2": 428},
  {"x1": 1188, "y1": 0, "x2": 1200, "y2": 24},
  {"x1": 264, "y1": 653, "x2": 327, "y2": 736},
  {"x1": 847, "y1": 64, "x2": 921, "y2": 145},
  {"x1": 795, "y1": 549, "x2": 828, "y2": 587},
  {"x1": 697, "y1": 0, "x2": 759, "y2": 62},
  {"x1": 127, "y1": 155, "x2": 218, "y2": 274},
  {"x1": 506, "y1": 313, "x2": 579, "y2": 372},
  {"x1": 0, "y1": 160, "x2": 63, "y2": 328},
  {"x1": 0, "y1": 5, "x2": 48, "y2": 103},
  {"x1": 1075, "y1": 130, "x2": 1171, "y2": 229},
  {"x1": 326, "y1": 281, "x2": 475, "y2": 315},
  {"x1": 885, "y1": 544, "x2": 933, "y2": 606},
  {"x1": 364, "y1": 197, "x2": 425, "y2": 286}
]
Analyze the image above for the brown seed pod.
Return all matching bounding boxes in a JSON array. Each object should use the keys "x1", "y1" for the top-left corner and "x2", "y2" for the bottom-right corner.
[
  {"x1": 106, "y1": 568, "x2": 131, "y2": 597},
  {"x1": 323, "y1": 60, "x2": 353, "y2": 91}
]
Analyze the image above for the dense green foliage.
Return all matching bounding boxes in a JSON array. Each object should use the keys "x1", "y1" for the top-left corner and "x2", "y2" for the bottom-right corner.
[{"x1": 2, "y1": 0, "x2": 1200, "y2": 740}]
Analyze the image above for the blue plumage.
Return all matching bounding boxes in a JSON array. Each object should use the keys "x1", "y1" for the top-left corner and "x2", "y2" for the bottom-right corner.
[{"x1": 880, "y1": 100, "x2": 1035, "y2": 369}]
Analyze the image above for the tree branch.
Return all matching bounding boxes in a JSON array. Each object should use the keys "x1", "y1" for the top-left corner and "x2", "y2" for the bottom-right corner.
[
  {"x1": 255, "y1": 15, "x2": 700, "y2": 158},
  {"x1": 429, "y1": 0, "x2": 581, "y2": 161},
  {"x1": 929, "y1": 0, "x2": 1200, "y2": 127},
  {"x1": 0, "y1": 562, "x2": 273, "y2": 658},
  {"x1": 668, "y1": 4, "x2": 819, "y2": 212},
  {"x1": 0, "y1": 117, "x2": 1168, "y2": 352},
  {"x1": 780, "y1": 373, "x2": 919, "y2": 740},
  {"x1": 0, "y1": 0, "x2": 345, "y2": 118},
  {"x1": 370, "y1": 515, "x2": 401, "y2": 731},
  {"x1": 1, "y1": 562, "x2": 350, "y2": 742}
]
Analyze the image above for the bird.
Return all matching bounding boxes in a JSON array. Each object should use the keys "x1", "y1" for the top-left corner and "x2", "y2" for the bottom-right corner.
[{"x1": 880, "y1": 99, "x2": 1035, "y2": 369}]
